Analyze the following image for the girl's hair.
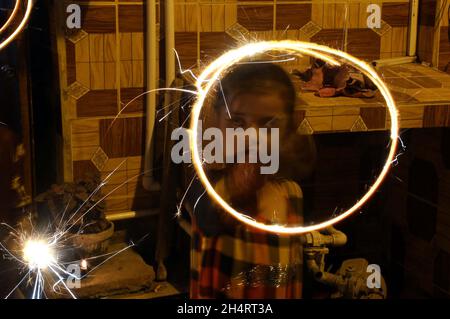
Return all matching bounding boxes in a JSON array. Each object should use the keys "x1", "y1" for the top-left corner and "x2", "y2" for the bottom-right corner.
[{"x1": 213, "y1": 63, "x2": 297, "y2": 123}]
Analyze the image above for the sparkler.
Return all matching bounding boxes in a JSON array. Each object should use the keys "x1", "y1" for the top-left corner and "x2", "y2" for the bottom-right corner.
[
  {"x1": 189, "y1": 40, "x2": 399, "y2": 235},
  {"x1": 1, "y1": 221, "x2": 79, "y2": 299},
  {"x1": 22, "y1": 239, "x2": 55, "y2": 270},
  {"x1": 0, "y1": 165, "x2": 150, "y2": 299},
  {"x1": 1, "y1": 215, "x2": 140, "y2": 299}
]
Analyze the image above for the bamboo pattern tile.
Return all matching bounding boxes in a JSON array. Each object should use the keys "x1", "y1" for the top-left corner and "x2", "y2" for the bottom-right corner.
[{"x1": 60, "y1": 2, "x2": 154, "y2": 214}]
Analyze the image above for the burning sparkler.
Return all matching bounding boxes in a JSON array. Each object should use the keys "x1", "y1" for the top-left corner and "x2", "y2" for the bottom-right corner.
[
  {"x1": 0, "y1": 163, "x2": 150, "y2": 299},
  {"x1": 22, "y1": 239, "x2": 55, "y2": 270}
]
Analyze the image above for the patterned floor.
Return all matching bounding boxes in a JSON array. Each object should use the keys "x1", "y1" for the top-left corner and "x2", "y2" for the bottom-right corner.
[{"x1": 294, "y1": 63, "x2": 450, "y2": 134}]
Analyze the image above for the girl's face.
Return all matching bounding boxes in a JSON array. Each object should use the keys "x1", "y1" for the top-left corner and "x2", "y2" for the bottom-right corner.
[
  {"x1": 213, "y1": 92, "x2": 290, "y2": 193},
  {"x1": 216, "y1": 91, "x2": 289, "y2": 164},
  {"x1": 218, "y1": 92, "x2": 289, "y2": 134}
]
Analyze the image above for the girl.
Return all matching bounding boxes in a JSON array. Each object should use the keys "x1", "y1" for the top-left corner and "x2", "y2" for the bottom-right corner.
[{"x1": 188, "y1": 62, "x2": 316, "y2": 298}]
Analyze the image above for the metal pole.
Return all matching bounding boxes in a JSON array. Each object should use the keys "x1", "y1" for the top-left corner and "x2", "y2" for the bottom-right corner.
[{"x1": 143, "y1": 0, "x2": 159, "y2": 191}]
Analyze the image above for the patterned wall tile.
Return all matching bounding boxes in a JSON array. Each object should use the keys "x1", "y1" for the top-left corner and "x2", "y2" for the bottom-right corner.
[
  {"x1": 350, "y1": 116, "x2": 368, "y2": 132},
  {"x1": 77, "y1": 90, "x2": 118, "y2": 117},
  {"x1": 382, "y1": 2, "x2": 410, "y2": 27},
  {"x1": 67, "y1": 82, "x2": 89, "y2": 100},
  {"x1": 185, "y1": 3, "x2": 199, "y2": 32},
  {"x1": 391, "y1": 26, "x2": 407, "y2": 57},
  {"x1": 237, "y1": 5, "x2": 273, "y2": 31},
  {"x1": 322, "y1": 3, "x2": 335, "y2": 29},
  {"x1": 132, "y1": 32, "x2": 144, "y2": 60},
  {"x1": 417, "y1": 25, "x2": 434, "y2": 64},
  {"x1": 91, "y1": 147, "x2": 109, "y2": 172},
  {"x1": 200, "y1": 4, "x2": 212, "y2": 32},
  {"x1": 67, "y1": 29, "x2": 89, "y2": 44},
  {"x1": 175, "y1": 32, "x2": 198, "y2": 67},
  {"x1": 360, "y1": 107, "x2": 386, "y2": 130},
  {"x1": 200, "y1": 32, "x2": 237, "y2": 62},
  {"x1": 334, "y1": 3, "x2": 347, "y2": 29},
  {"x1": 419, "y1": 0, "x2": 437, "y2": 27},
  {"x1": 347, "y1": 3, "x2": 360, "y2": 29},
  {"x1": 66, "y1": 40, "x2": 76, "y2": 85},
  {"x1": 275, "y1": 4, "x2": 311, "y2": 30},
  {"x1": 297, "y1": 118, "x2": 314, "y2": 135},
  {"x1": 75, "y1": 34, "x2": 90, "y2": 62},
  {"x1": 99, "y1": 117, "x2": 144, "y2": 158},
  {"x1": 121, "y1": 88, "x2": 146, "y2": 113},
  {"x1": 119, "y1": 5, "x2": 147, "y2": 32},
  {"x1": 299, "y1": 21, "x2": 321, "y2": 39},
  {"x1": 73, "y1": 160, "x2": 100, "y2": 182},
  {"x1": 81, "y1": 5, "x2": 116, "y2": 33},
  {"x1": 373, "y1": 20, "x2": 392, "y2": 37},
  {"x1": 347, "y1": 29, "x2": 381, "y2": 61},
  {"x1": 104, "y1": 33, "x2": 116, "y2": 62},
  {"x1": 212, "y1": 4, "x2": 226, "y2": 32},
  {"x1": 89, "y1": 34, "x2": 104, "y2": 62},
  {"x1": 423, "y1": 105, "x2": 450, "y2": 127},
  {"x1": 310, "y1": 29, "x2": 344, "y2": 49},
  {"x1": 226, "y1": 22, "x2": 252, "y2": 43},
  {"x1": 76, "y1": 62, "x2": 90, "y2": 88},
  {"x1": 439, "y1": 27, "x2": 450, "y2": 71},
  {"x1": 175, "y1": 3, "x2": 186, "y2": 32}
]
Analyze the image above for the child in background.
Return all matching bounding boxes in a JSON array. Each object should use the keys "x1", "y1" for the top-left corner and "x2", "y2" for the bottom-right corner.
[{"x1": 189, "y1": 63, "x2": 316, "y2": 298}]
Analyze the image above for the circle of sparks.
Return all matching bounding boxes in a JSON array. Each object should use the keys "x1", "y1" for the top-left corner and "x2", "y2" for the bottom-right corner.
[
  {"x1": 0, "y1": 0, "x2": 34, "y2": 51},
  {"x1": 189, "y1": 40, "x2": 399, "y2": 235}
]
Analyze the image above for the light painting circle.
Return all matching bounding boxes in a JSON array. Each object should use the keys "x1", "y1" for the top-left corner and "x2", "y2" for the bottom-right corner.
[
  {"x1": 189, "y1": 40, "x2": 399, "y2": 235},
  {"x1": 0, "y1": 0, "x2": 34, "y2": 51}
]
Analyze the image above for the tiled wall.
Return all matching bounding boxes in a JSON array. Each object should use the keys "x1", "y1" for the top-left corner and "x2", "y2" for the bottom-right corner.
[
  {"x1": 58, "y1": 0, "x2": 159, "y2": 214},
  {"x1": 57, "y1": 0, "x2": 411, "y2": 214},
  {"x1": 417, "y1": 0, "x2": 436, "y2": 66},
  {"x1": 438, "y1": 0, "x2": 450, "y2": 71},
  {"x1": 418, "y1": 0, "x2": 450, "y2": 72},
  {"x1": 173, "y1": 0, "x2": 411, "y2": 71}
]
